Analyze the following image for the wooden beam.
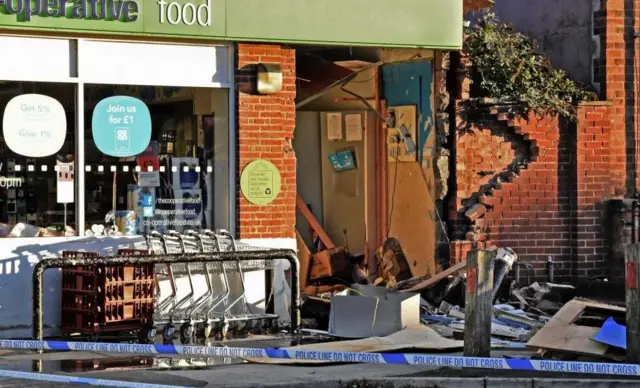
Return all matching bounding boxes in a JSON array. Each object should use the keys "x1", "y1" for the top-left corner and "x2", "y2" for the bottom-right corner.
[
  {"x1": 296, "y1": 231, "x2": 312, "y2": 291},
  {"x1": 296, "y1": 194, "x2": 335, "y2": 249},
  {"x1": 464, "y1": 249, "x2": 494, "y2": 357},
  {"x1": 406, "y1": 260, "x2": 467, "y2": 292}
]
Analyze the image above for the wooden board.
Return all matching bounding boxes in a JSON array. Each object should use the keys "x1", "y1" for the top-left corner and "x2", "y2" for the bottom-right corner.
[
  {"x1": 527, "y1": 298, "x2": 625, "y2": 357},
  {"x1": 406, "y1": 261, "x2": 466, "y2": 292},
  {"x1": 387, "y1": 162, "x2": 437, "y2": 277}
]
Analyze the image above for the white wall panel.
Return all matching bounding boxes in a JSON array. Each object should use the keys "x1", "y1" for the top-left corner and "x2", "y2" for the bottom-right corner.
[
  {"x1": 78, "y1": 40, "x2": 231, "y2": 87},
  {"x1": 0, "y1": 37, "x2": 74, "y2": 82}
]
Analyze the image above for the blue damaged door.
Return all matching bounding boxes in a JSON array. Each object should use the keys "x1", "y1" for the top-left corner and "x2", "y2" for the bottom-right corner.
[{"x1": 382, "y1": 61, "x2": 439, "y2": 277}]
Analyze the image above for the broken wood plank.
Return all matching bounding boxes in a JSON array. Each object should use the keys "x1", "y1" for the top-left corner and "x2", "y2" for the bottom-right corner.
[
  {"x1": 406, "y1": 260, "x2": 467, "y2": 292},
  {"x1": 527, "y1": 298, "x2": 625, "y2": 358},
  {"x1": 296, "y1": 194, "x2": 335, "y2": 249}
]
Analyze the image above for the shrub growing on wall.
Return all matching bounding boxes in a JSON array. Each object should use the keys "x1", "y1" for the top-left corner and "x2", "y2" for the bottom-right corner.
[{"x1": 465, "y1": 12, "x2": 595, "y2": 118}]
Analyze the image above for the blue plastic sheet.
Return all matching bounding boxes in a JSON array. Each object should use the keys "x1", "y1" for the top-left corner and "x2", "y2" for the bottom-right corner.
[{"x1": 593, "y1": 317, "x2": 626, "y2": 349}]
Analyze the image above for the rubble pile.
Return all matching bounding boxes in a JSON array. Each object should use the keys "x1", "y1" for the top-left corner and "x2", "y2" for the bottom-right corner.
[{"x1": 290, "y1": 236, "x2": 632, "y2": 365}]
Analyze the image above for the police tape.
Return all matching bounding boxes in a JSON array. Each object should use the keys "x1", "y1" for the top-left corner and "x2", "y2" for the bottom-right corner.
[
  {"x1": 0, "y1": 339, "x2": 639, "y2": 377},
  {"x1": 0, "y1": 368, "x2": 192, "y2": 387}
]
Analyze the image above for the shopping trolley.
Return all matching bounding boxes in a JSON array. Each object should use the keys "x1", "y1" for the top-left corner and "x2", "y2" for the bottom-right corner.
[{"x1": 144, "y1": 230, "x2": 280, "y2": 344}]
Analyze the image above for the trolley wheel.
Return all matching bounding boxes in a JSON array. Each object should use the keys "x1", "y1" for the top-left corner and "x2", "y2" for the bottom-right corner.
[
  {"x1": 138, "y1": 328, "x2": 156, "y2": 344},
  {"x1": 203, "y1": 324, "x2": 213, "y2": 338},
  {"x1": 163, "y1": 324, "x2": 175, "y2": 341},
  {"x1": 180, "y1": 323, "x2": 194, "y2": 344},
  {"x1": 221, "y1": 322, "x2": 229, "y2": 339}
]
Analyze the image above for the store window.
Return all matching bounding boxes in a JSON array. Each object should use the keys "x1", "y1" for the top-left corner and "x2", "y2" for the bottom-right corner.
[
  {"x1": 83, "y1": 85, "x2": 230, "y2": 236},
  {"x1": 0, "y1": 39, "x2": 232, "y2": 238},
  {"x1": 0, "y1": 82, "x2": 77, "y2": 237}
]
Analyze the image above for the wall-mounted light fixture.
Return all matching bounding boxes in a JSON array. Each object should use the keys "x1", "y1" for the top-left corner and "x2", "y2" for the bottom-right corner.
[{"x1": 257, "y1": 63, "x2": 283, "y2": 95}]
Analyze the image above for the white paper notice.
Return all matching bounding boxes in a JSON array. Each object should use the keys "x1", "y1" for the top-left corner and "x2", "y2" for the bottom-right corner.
[
  {"x1": 326, "y1": 112, "x2": 343, "y2": 140},
  {"x1": 345, "y1": 114, "x2": 363, "y2": 141},
  {"x1": 56, "y1": 161, "x2": 74, "y2": 204}
]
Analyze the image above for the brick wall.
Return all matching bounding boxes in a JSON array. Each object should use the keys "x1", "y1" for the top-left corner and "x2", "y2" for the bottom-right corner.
[
  {"x1": 592, "y1": 0, "x2": 634, "y2": 195},
  {"x1": 450, "y1": 102, "x2": 614, "y2": 281},
  {"x1": 574, "y1": 103, "x2": 614, "y2": 279},
  {"x1": 236, "y1": 43, "x2": 297, "y2": 239}
]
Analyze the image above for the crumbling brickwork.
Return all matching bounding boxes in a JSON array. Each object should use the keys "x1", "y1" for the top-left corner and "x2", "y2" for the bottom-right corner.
[
  {"x1": 448, "y1": 51, "x2": 615, "y2": 282},
  {"x1": 451, "y1": 102, "x2": 613, "y2": 281},
  {"x1": 236, "y1": 43, "x2": 297, "y2": 239}
]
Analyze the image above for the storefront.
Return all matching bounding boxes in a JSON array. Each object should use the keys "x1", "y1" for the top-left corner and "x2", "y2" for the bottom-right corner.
[{"x1": 0, "y1": 0, "x2": 466, "y2": 338}]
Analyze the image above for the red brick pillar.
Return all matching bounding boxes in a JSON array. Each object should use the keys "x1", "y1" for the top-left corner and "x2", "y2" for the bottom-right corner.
[
  {"x1": 235, "y1": 43, "x2": 296, "y2": 239},
  {"x1": 593, "y1": 0, "x2": 635, "y2": 194},
  {"x1": 574, "y1": 103, "x2": 613, "y2": 278}
]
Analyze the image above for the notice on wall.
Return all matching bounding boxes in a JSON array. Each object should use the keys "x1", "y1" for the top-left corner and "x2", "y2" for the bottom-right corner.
[
  {"x1": 345, "y1": 113, "x2": 363, "y2": 141},
  {"x1": 2, "y1": 94, "x2": 67, "y2": 158},
  {"x1": 326, "y1": 112, "x2": 343, "y2": 140},
  {"x1": 91, "y1": 96, "x2": 151, "y2": 157},
  {"x1": 240, "y1": 159, "x2": 281, "y2": 205}
]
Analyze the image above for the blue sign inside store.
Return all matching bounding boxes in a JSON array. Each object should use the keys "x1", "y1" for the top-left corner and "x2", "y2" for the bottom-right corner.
[
  {"x1": 328, "y1": 149, "x2": 357, "y2": 172},
  {"x1": 91, "y1": 96, "x2": 151, "y2": 157}
]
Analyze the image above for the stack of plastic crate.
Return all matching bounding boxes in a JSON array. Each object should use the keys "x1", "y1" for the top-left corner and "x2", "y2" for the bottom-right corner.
[{"x1": 60, "y1": 249, "x2": 156, "y2": 336}]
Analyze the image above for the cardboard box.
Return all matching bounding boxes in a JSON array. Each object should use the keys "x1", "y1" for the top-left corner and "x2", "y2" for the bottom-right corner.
[
  {"x1": 309, "y1": 247, "x2": 351, "y2": 282},
  {"x1": 328, "y1": 284, "x2": 420, "y2": 338}
]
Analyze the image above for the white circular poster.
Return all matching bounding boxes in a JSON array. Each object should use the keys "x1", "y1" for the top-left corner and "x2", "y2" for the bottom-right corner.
[{"x1": 2, "y1": 94, "x2": 67, "y2": 157}]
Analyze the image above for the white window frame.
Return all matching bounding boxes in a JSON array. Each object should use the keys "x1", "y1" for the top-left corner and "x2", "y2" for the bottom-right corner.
[{"x1": 0, "y1": 35, "x2": 237, "y2": 237}]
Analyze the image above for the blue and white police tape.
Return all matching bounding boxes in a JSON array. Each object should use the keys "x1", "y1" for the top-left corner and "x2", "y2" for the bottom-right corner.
[
  {"x1": 0, "y1": 368, "x2": 192, "y2": 387},
  {"x1": 1, "y1": 339, "x2": 639, "y2": 377}
]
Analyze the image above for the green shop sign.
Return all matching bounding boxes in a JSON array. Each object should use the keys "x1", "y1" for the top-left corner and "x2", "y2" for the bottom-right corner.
[{"x1": 0, "y1": 0, "x2": 465, "y2": 49}]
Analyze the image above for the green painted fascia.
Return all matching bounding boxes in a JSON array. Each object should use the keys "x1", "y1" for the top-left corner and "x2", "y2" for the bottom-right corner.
[
  {"x1": 225, "y1": 0, "x2": 463, "y2": 49},
  {"x1": 0, "y1": 0, "x2": 463, "y2": 49}
]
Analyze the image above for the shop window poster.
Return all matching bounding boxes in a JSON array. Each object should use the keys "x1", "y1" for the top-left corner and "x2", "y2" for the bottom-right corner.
[
  {"x1": 91, "y1": 96, "x2": 151, "y2": 157},
  {"x1": 2, "y1": 94, "x2": 67, "y2": 157}
]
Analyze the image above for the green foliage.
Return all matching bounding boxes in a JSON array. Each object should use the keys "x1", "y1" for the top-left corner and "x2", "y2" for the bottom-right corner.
[{"x1": 464, "y1": 12, "x2": 595, "y2": 118}]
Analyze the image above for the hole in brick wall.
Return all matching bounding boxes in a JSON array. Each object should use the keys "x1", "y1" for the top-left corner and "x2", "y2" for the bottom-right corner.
[{"x1": 236, "y1": 65, "x2": 259, "y2": 95}]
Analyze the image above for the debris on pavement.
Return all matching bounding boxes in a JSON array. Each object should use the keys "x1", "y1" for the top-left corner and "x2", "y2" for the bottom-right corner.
[
  {"x1": 242, "y1": 326, "x2": 463, "y2": 365},
  {"x1": 292, "y1": 236, "x2": 636, "y2": 367}
]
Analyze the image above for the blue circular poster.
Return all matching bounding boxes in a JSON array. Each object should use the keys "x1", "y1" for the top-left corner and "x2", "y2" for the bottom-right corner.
[{"x1": 91, "y1": 96, "x2": 151, "y2": 157}]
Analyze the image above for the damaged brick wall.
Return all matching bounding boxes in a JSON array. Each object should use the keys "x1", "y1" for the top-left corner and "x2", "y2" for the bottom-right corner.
[
  {"x1": 236, "y1": 43, "x2": 297, "y2": 238},
  {"x1": 448, "y1": 53, "x2": 615, "y2": 282}
]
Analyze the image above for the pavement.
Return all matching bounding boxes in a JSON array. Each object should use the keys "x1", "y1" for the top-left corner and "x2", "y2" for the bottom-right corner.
[{"x1": 2, "y1": 338, "x2": 640, "y2": 387}]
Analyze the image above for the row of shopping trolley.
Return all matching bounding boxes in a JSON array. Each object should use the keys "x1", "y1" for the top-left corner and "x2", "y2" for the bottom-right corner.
[{"x1": 60, "y1": 229, "x2": 280, "y2": 344}]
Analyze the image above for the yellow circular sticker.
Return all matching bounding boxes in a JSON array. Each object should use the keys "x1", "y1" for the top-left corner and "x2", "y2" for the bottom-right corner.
[{"x1": 240, "y1": 159, "x2": 282, "y2": 205}]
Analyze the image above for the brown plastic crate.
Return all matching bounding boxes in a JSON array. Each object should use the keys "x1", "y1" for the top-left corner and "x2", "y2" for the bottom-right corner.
[
  {"x1": 60, "y1": 250, "x2": 156, "y2": 334},
  {"x1": 105, "y1": 301, "x2": 154, "y2": 323}
]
